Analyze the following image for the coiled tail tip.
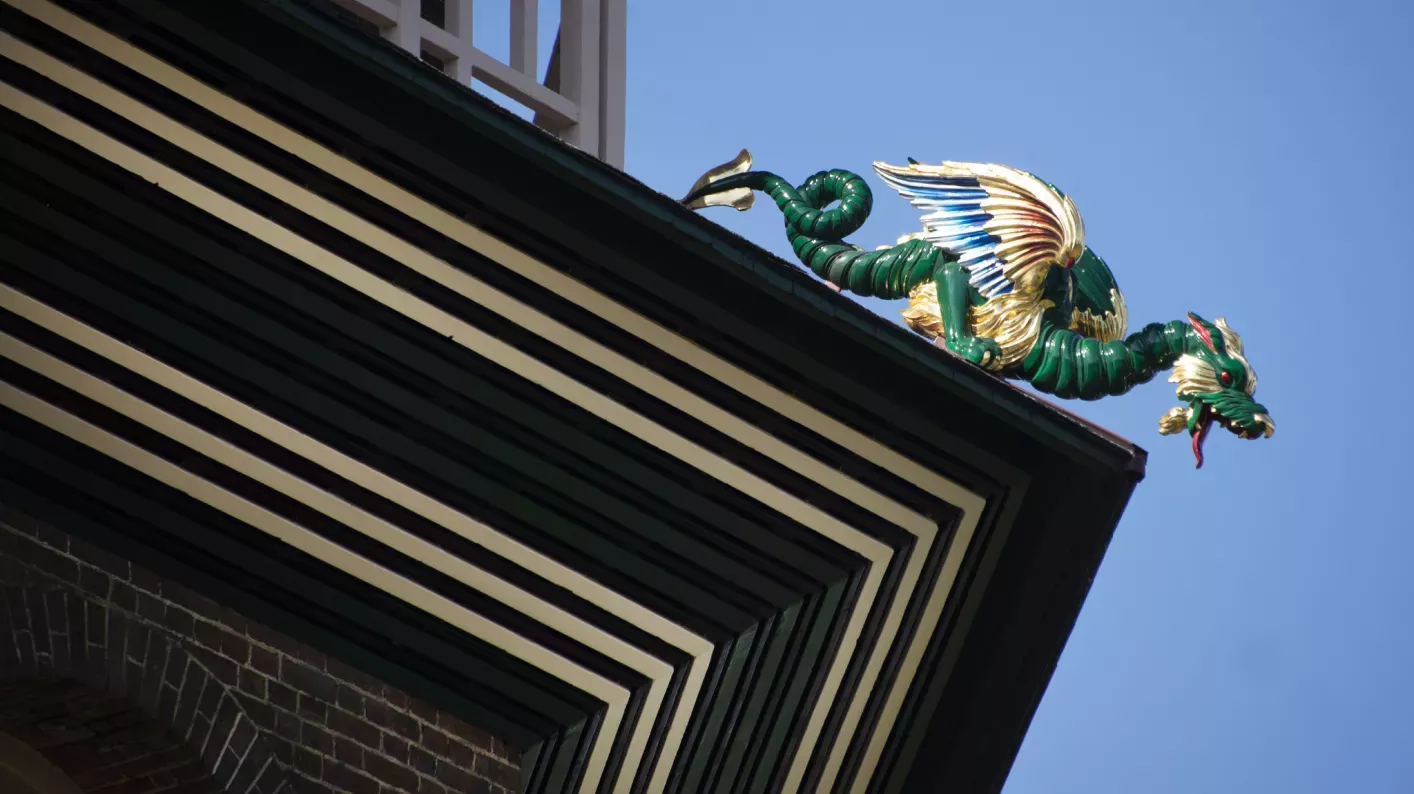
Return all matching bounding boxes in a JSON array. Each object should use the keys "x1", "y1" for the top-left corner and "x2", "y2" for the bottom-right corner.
[{"x1": 682, "y1": 148, "x2": 755, "y2": 211}]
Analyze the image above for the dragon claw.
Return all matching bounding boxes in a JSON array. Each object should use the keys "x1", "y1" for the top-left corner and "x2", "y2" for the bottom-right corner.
[{"x1": 936, "y1": 335, "x2": 1004, "y2": 372}]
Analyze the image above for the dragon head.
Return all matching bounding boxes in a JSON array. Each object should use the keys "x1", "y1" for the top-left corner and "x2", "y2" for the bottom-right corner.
[{"x1": 1157, "y1": 313, "x2": 1274, "y2": 468}]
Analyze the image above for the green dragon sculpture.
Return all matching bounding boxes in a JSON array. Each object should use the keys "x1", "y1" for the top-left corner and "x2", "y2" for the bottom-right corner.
[{"x1": 681, "y1": 150, "x2": 1274, "y2": 467}]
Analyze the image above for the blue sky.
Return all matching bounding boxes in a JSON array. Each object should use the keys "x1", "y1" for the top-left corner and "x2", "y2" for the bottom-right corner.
[{"x1": 472, "y1": 1, "x2": 1414, "y2": 790}]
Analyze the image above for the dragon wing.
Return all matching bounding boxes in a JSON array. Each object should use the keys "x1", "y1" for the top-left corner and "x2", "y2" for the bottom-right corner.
[
  {"x1": 872, "y1": 160, "x2": 1086, "y2": 300},
  {"x1": 1068, "y1": 248, "x2": 1128, "y2": 341}
]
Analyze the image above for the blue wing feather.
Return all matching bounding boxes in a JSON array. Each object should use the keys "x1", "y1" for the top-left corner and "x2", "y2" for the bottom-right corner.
[
  {"x1": 873, "y1": 160, "x2": 1087, "y2": 301},
  {"x1": 874, "y1": 169, "x2": 1013, "y2": 298}
]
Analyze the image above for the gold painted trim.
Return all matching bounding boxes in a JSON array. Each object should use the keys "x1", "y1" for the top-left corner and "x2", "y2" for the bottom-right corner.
[
  {"x1": 0, "y1": 320, "x2": 680, "y2": 789},
  {"x1": 0, "y1": 31, "x2": 929, "y2": 536},
  {"x1": 0, "y1": 283, "x2": 713, "y2": 779},
  {"x1": 0, "y1": 379, "x2": 627, "y2": 794},
  {"x1": 0, "y1": 73, "x2": 892, "y2": 794},
  {"x1": 0, "y1": 79, "x2": 683, "y2": 789},
  {"x1": 0, "y1": 5, "x2": 989, "y2": 790}
]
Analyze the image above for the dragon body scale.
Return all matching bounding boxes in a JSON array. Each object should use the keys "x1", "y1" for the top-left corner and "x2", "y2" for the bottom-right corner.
[{"x1": 681, "y1": 150, "x2": 1274, "y2": 467}]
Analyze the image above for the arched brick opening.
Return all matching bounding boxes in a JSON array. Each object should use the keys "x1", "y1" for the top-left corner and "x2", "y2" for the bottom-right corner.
[
  {"x1": 0, "y1": 581, "x2": 286, "y2": 794},
  {"x1": 1, "y1": 516, "x2": 519, "y2": 794},
  {"x1": 0, "y1": 678, "x2": 227, "y2": 794}
]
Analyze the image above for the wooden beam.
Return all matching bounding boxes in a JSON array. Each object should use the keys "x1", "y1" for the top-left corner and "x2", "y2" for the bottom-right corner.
[
  {"x1": 442, "y1": 0, "x2": 473, "y2": 83},
  {"x1": 510, "y1": 0, "x2": 537, "y2": 76},
  {"x1": 556, "y1": 0, "x2": 599, "y2": 156},
  {"x1": 326, "y1": 0, "x2": 400, "y2": 27},
  {"x1": 385, "y1": 0, "x2": 421, "y2": 54},
  {"x1": 472, "y1": 47, "x2": 578, "y2": 126},
  {"x1": 598, "y1": 0, "x2": 624, "y2": 168}
]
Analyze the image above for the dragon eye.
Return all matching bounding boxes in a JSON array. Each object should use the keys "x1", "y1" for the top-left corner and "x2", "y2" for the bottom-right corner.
[{"x1": 1221, "y1": 371, "x2": 1233, "y2": 386}]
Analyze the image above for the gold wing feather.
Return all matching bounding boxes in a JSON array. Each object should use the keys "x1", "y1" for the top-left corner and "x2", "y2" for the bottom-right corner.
[
  {"x1": 872, "y1": 160, "x2": 1086, "y2": 299},
  {"x1": 877, "y1": 160, "x2": 1088, "y2": 369}
]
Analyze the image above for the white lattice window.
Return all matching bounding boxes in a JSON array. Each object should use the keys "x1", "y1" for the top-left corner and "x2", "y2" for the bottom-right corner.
[{"x1": 330, "y1": 0, "x2": 626, "y2": 169}]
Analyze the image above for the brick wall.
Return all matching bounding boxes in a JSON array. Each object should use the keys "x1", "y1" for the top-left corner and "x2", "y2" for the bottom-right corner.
[{"x1": 0, "y1": 513, "x2": 520, "y2": 794}]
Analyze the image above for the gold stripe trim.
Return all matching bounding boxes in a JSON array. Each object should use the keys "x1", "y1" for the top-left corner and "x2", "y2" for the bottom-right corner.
[
  {"x1": 0, "y1": 4, "x2": 989, "y2": 789},
  {"x1": 0, "y1": 276, "x2": 714, "y2": 765},
  {"x1": 0, "y1": 73, "x2": 888, "y2": 793},
  {"x1": 0, "y1": 73, "x2": 700, "y2": 792},
  {"x1": 0, "y1": 379, "x2": 627, "y2": 794},
  {"x1": 0, "y1": 298, "x2": 688, "y2": 793}
]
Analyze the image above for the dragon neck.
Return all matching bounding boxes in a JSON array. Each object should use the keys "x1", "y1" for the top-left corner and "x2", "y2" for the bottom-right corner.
[
  {"x1": 1120, "y1": 319, "x2": 1208, "y2": 372},
  {"x1": 1017, "y1": 318, "x2": 1207, "y2": 399}
]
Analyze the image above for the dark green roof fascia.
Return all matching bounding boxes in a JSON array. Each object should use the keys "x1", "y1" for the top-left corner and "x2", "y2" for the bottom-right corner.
[{"x1": 248, "y1": 0, "x2": 1147, "y2": 483}]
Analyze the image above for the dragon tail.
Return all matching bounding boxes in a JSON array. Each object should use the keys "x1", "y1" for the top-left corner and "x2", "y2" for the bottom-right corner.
[
  {"x1": 682, "y1": 149, "x2": 756, "y2": 212},
  {"x1": 681, "y1": 151, "x2": 941, "y2": 300}
]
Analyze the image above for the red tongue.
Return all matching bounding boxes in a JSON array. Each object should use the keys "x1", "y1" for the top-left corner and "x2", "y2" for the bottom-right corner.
[{"x1": 1191, "y1": 410, "x2": 1212, "y2": 469}]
